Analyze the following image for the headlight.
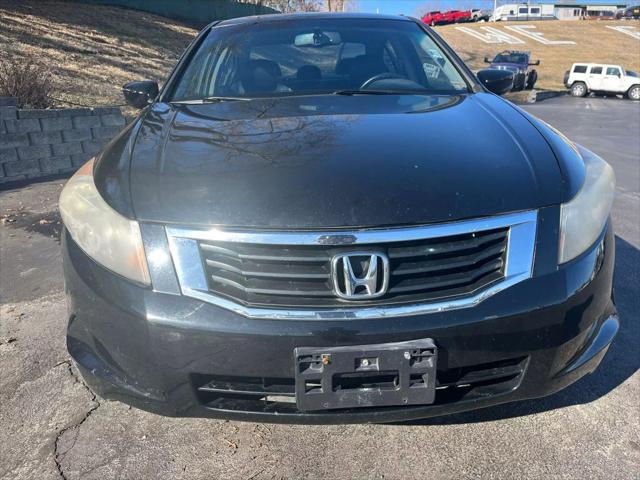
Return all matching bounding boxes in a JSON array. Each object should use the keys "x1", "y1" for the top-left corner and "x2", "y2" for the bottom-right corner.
[
  {"x1": 559, "y1": 148, "x2": 615, "y2": 264},
  {"x1": 59, "y1": 159, "x2": 151, "y2": 285}
]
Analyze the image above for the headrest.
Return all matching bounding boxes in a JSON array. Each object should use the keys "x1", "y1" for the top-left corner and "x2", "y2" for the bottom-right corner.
[
  {"x1": 297, "y1": 65, "x2": 322, "y2": 81},
  {"x1": 246, "y1": 59, "x2": 282, "y2": 79}
]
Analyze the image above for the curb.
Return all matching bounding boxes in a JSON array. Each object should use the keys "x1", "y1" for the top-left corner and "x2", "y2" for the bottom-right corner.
[{"x1": 529, "y1": 90, "x2": 567, "y2": 103}]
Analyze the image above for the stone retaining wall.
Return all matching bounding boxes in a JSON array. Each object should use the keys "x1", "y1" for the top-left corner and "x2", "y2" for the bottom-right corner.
[{"x1": 0, "y1": 97, "x2": 126, "y2": 185}]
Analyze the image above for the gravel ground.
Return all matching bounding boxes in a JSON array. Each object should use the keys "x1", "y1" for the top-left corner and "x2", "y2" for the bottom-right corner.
[{"x1": 1, "y1": 96, "x2": 638, "y2": 479}]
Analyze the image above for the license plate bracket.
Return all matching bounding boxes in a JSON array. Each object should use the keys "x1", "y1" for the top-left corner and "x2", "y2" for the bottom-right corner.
[{"x1": 294, "y1": 339, "x2": 437, "y2": 411}]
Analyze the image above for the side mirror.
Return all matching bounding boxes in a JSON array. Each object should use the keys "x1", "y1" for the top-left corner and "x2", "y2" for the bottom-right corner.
[
  {"x1": 477, "y1": 69, "x2": 514, "y2": 95},
  {"x1": 484, "y1": 56, "x2": 491, "y2": 64},
  {"x1": 529, "y1": 60, "x2": 541, "y2": 66},
  {"x1": 122, "y1": 80, "x2": 159, "y2": 109}
]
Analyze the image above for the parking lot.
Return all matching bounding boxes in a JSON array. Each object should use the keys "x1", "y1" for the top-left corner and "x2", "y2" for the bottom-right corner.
[{"x1": 1, "y1": 96, "x2": 639, "y2": 479}]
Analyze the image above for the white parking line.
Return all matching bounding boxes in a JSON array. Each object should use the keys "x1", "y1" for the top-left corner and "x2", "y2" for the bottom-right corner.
[
  {"x1": 455, "y1": 26, "x2": 524, "y2": 44},
  {"x1": 504, "y1": 25, "x2": 575, "y2": 45},
  {"x1": 606, "y1": 25, "x2": 640, "y2": 40}
]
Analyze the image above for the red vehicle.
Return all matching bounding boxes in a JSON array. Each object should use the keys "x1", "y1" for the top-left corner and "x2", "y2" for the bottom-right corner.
[
  {"x1": 421, "y1": 11, "x2": 445, "y2": 26},
  {"x1": 442, "y1": 10, "x2": 472, "y2": 24}
]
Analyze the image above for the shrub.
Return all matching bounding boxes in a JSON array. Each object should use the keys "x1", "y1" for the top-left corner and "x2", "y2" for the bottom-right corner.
[{"x1": 0, "y1": 55, "x2": 55, "y2": 109}]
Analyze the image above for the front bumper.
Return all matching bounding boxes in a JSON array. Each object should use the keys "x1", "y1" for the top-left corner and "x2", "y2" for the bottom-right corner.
[{"x1": 62, "y1": 214, "x2": 618, "y2": 424}]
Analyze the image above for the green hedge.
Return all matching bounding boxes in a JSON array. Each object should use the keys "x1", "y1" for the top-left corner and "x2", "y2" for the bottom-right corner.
[{"x1": 75, "y1": 0, "x2": 279, "y2": 26}]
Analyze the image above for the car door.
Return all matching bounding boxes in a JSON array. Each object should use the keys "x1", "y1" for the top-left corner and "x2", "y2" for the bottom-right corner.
[
  {"x1": 587, "y1": 65, "x2": 604, "y2": 90},
  {"x1": 602, "y1": 66, "x2": 624, "y2": 92}
]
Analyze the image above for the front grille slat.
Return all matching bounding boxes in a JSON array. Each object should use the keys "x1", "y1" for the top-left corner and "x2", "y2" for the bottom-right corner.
[
  {"x1": 387, "y1": 230, "x2": 506, "y2": 259},
  {"x1": 197, "y1": 226, "x2": 510, "y2": 308},
  {"x1": 389, "y1": 258, "x2": 504, "y2": 294},
  {"x1": 200, "y1": 243, "x2": 330, "y2": 263},
  {"x1": 210, "y1": 274, "x2": 332, "y2": 297},
  {"x1": 392, "y1": 241, "x2": 506, "y2": 276},
  {"x1": 205, "y1": 258, "x2": 330, "y2": 279}
]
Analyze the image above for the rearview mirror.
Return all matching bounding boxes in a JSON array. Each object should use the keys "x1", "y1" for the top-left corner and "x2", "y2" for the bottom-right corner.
[
  {"x1": 529, "y1": 60, "x2": 541, "y2": 66},
  {"x1": 294, "y1": 31, "x2": 341, "y2": 47},
  {"x1": 484, "y1": 56, "x2": 491, "y2": 64},
  {"x1": 477, "y1": 69, "x2": 514, "y2": 95},
  {"x1": 122, "y1": 80, "x2": 159, "y2": 109}
]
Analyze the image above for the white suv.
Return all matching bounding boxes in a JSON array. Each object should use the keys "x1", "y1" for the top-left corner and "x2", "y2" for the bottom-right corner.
[{"x1": 564, "y1": 63, "x2": 640, "y2": 101}]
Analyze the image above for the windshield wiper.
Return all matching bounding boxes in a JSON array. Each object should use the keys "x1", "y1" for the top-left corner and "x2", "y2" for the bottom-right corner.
[
  {"x1": 333, "y1": 89, "x2": 405, "y2": 96},
  {"x1": 171, "y1": 96, "x2": 252, "y2": 104},
  {"x1": 333, "y1": 89, "x2": 434, "y2": 96},
  {"x1": 202, "y1": 96, "x2": 252, "y2": 102}
]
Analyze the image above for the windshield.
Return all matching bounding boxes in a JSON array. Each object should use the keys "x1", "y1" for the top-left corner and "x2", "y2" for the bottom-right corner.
[
  {"x1": 170, "y1": 18, "x2": 468, "y2": 101},
  {"x1": 627, "y1": 70, "x2": 638, "y2": 78},
  {"x1": 493, "y1": 53, "x2": 527, "y2": 64}
]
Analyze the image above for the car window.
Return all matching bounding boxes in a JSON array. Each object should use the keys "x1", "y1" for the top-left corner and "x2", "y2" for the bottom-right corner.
[
  {"x1": 573, "y1": 65, "x2": 588, "y2": 73},
  {"x1": 590, "y1": 66, "x2": 603, "y2": 75},
  {"x1": 494, "y1": 52, "x2": 527, "y2": 64},
  {"x1": 249, "y1": 43, "x2": 341, "y2": 78},
  {"x1": 531, "y1": 7, "x2": 540, "y2": 14},
  {"x1": 171, "y1": 19, "x2": 468, "y2": 100},
  {"x1": 606, "y1": 67, "x2": 620, "y2": 76},
  {"x1": 519, "y1": 7, "x2": 528, "y2": 14}
]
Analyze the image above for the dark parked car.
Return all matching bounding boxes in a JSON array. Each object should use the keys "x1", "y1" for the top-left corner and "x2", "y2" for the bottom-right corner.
[
  {"x1": 621, "y1": 5, "x2": 640, "y2": 19},
  {"x1": 60, "y1": 13, "x2": 618, "y2": 424},
  {"x1": 485, "y1": 50, "x2": 540, "y2": 90}
]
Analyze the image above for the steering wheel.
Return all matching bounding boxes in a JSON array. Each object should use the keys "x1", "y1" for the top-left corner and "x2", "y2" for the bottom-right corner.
[{"x1": 359, "y1": 72, "x2": 406, "y2": 90}]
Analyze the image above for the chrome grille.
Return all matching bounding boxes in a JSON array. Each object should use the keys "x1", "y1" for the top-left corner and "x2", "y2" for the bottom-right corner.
[
  {"x1": 164, "y1": 210, "x2": 537, "y2": 320},
  {"x1": 198, "y1": 228, "x2": 509, "y2": 308}
]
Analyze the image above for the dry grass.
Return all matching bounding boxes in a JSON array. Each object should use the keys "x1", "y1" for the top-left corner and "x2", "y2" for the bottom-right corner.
[
  {"x1": 0, "y1": 55, "x2": 55, "y2": 108},
  {"x1": 0, "y1": 0, "x2": 197, "y2": 108},
  {"x1": 437, "y1": 20, "x2": 640, "y2": 91}
]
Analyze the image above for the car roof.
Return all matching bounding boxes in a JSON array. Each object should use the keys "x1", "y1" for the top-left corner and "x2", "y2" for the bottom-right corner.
[
  {"x1": 572, "y1": 63, "x2": 619, "y2": 67},
  {"x1": 216, "y1": 12, "x2": 412, "y2": 27}
]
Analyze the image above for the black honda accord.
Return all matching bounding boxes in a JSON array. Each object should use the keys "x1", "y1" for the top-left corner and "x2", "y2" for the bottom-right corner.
[{"x1": 60, "y1": 13, "x2": 618, "y2": 423}]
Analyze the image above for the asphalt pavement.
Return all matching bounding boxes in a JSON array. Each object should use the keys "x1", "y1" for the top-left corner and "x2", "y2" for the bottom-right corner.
[{"x1": 1, "y1": 96, "x2": 638, "y2": 479}]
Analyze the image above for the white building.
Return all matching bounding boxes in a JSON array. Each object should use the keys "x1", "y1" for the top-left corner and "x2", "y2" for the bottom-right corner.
[
  {"x1": 554, "y1": 3, "x2": 626, "y2": 20},
  {"x1": 584, "y1": 4, "x2": 623, "y2": 18},
  {"x1": 554, "y1": 4, "x2": 586, "y2": 20}
]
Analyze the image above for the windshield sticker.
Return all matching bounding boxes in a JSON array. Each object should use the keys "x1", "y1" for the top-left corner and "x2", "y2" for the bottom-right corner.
[{"x1": 423, "y1": 63, "x2": 440, "y2": 79}]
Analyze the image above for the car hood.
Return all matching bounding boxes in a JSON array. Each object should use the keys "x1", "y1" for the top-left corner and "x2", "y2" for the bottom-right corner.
[{"x1": 125, "y1": 93, "x2": 565, "y2": 228}]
